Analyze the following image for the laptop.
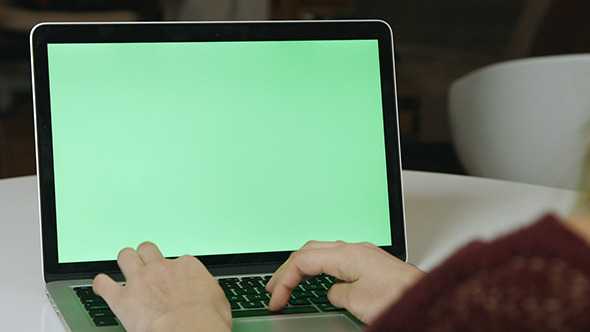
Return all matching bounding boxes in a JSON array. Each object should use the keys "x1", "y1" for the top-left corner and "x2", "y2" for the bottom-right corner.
[{"x1": 30, "y1": 20, "x2": 406, "y2": 331}]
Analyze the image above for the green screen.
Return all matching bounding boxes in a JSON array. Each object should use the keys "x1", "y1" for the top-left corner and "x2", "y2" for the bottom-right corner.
[{"x1": 47, "y1": 39, "x2": 391, "y2": 263}]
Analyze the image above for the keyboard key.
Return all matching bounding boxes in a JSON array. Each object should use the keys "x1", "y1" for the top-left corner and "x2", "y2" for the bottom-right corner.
[
  {"x1": 306, "y1": 277, "x2": 322, "y2": 284},
  {"x1": 241, "y1": 276, "x2": 263, "y2": 282},
  {"x1": 301, "y1": 283, "x2": 325, "y2": 291},
  {"x1": 295, "y1": 284, "x2": 306, "y2": 292},
  {"x1": 241, "y1": 280, "x2": 264, "y2": 288},
  {"x1": 222, "y1": 288, "x2": 235, "y2": 296},
  {"x1": 234, "y1": 287, "x2": 258, "y2": 295},
  {"x1": 310, "y1": 296, "x2": 330, "y2": 304},
  {"x1": 227, "y1": 294, "x2": 246, "y2": 302},
  {"x1": 253, "y1": 287, "x2": 268, "y2": 295},
  {"x1": 88, "y1": 309, "x2": 115, "y2": 318},
  {"x1": 93, "y1": 316, "x2": 118, "y2": 326},
  {"x1": 275, "y1": 306, "x2": 321, "y2": 315},
  {"x1": 74, "y1": 287, "x2": 95, "y2": 297},
  {"x1": 292, "y1": 290, "x2": 315, "y2": 298},
  {"x1": 245, "y1": 293, "x2": 268, "y2": 302},
  {"x1": 289, "y1": 298, "x2": 311, "y2": 306},
  {"x1": 85, "y1": 303, "x2": 110, "y2": 311},
  {"x1": 220, "y1": 281, "x2": 240, "y2": 289},
  {"x1": 317, "y1": 303, "x2": 346, "y2": 312},
  {"x1": 240, "y1": 301, "x2": 265, "y2": 309},
  {"x1": 79, "y1": 295, "x2": 106, "y2": 305}
]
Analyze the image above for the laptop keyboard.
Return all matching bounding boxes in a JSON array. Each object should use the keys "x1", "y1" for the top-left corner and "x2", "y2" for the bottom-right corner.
[
  {"x1": 73, "y1": 287, "x2": 118, "y2": 327},
  {"x1": 74, "y1": 274, "x2": 343, "y2": 327}
]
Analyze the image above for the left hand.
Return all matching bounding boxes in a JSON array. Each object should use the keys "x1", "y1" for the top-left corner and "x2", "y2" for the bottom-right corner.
[{"x1": 93, "y1": 242, "x2": 232, "y2": 332}]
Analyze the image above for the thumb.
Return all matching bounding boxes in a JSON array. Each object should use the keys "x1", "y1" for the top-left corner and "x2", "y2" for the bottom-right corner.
[{"x1": 326, "y1": 281, "x2": 351, "y2": 309}]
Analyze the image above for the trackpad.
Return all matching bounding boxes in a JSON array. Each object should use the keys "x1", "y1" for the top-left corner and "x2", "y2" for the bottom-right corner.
[{"x1": 233, "y1": 314, "x2": 364, "y2": 332}]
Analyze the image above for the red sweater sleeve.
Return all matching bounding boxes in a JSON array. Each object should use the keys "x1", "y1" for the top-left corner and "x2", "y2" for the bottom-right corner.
[{"x1": 367, "y1": 214, "x2": 590, "y2": 331}]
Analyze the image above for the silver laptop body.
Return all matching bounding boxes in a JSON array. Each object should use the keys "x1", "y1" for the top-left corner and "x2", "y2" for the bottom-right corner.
[{"x1": 30, "y1": 20, "x2": 406, "y2": 331}]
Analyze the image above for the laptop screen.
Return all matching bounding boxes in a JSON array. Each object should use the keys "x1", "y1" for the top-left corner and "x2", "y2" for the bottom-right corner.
[{"x1": 32, "y1": 21, "x2": 405, "y2": 279}]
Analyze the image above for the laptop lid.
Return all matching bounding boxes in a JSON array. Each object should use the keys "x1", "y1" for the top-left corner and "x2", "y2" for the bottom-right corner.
[{"x1": 31, "y1": 20, "x2": 406, "y2": 283}]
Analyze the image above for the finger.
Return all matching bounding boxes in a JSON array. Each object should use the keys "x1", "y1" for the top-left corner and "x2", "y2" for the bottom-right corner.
[
  {"x1": 93, "y1": 273, "x2": 123, "y2": 306},
  {"x1": 286, "y1": 244, "x2": 360, "y2": 283},
  {"x1": 136, "y1": 242, "x2": 164, "y2": 264},
  {"x1": 268, "y1": 245, "x2": 358, "y2": 311},
  {"x1": 267, "y1": 262, "x2": 303, "y2": 311},
  {"x1": 266, "y1": 241, "x2": 340, "y2": 291},
  {"x1": 117, "y1": 247, "x2": 144, "y2": 279},
  {"x1": 326, "y1": 281, "x2": 351, "y2": 309},
  {"x1": 265, "y1": 260, "x2": 289, "y2": 292}
]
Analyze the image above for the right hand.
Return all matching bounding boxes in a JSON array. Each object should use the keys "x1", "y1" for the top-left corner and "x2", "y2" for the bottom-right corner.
[{"x1": 265, "y1": 241, "x2": 425, "y2": 324}]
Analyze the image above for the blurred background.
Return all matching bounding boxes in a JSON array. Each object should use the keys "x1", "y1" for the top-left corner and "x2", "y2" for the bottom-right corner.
[{"x1": 1, "y1": 0, "x2": 589, "y2": 179}]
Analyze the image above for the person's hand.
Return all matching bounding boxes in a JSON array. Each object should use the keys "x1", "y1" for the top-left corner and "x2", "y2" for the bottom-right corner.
[
  {"x1": 266, "y1": 241, "x2": 425, "y2": 324},
  {"x1": 93, "y1": 242, "x2": 232, "y2": 332}
]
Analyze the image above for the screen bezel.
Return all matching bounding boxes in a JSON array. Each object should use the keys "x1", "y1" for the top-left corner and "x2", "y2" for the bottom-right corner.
[{"x1": 30, "y1": 20, "x2": 406, "y2": 282}]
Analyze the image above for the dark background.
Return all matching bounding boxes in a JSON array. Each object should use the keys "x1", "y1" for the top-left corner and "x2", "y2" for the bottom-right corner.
[{"x1": 2, "y1": 0, "x2": 589, "y2": 178}]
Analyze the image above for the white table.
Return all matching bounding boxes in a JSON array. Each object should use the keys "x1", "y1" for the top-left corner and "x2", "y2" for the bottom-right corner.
[{"x1": 0, "y1": 171, "x2": 579, "y2": 331}]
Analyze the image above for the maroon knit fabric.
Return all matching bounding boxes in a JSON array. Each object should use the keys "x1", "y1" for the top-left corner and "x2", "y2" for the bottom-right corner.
[{"x1": 367, "y1": 214, "x2": 590, "y2": 332}]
